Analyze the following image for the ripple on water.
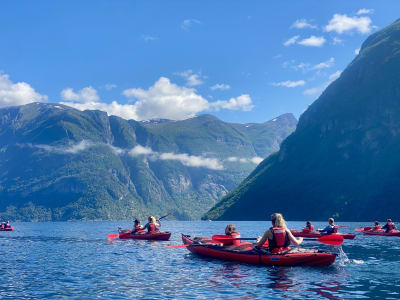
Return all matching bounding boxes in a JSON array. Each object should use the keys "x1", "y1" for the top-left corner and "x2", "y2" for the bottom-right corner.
[{"x1": 0, "y1": 221, "x2": 400, "y2": 299}]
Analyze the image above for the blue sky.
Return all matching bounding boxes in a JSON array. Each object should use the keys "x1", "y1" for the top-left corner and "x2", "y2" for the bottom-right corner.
[{"x1": 0, "y1": 0, "x2": 399, "y2": 123}]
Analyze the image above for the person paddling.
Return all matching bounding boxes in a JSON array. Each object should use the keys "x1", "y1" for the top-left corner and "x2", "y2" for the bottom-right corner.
[
  {"x1": 143, "y1": 216, "x2": 161, "y2": 233},
  {"x1": 132, "y1": 219, "x2": 144, "y2": 233},
  {"x1": 255, "y1": 213, "x2": 303, "y2": 253},
  {"x1": 373, "y1": 221, "x2": 381, "y2": 231},
  {"x1": 303, "y1": 221, "x2": 314, "y2": 232},
  {"x1": 318, "y1": 218, "x2": 336, "y2": 234},
  {"x1": 382, "y1": 219, "x2": 396, "y2": 233}
]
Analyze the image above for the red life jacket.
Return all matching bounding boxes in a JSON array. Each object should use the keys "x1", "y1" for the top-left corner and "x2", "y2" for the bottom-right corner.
[
  {"x1": 231, "y1": 232, "x2": 241, "y2": 246},
  {"x1": 374, "y1": 225, "x2": 381, "y2": 231},
  {"x1": 333, "y1": 226, "x2": 338, "y2": 233},
  {"x1": 387, "y1": 223, "x2": 394, "y2": 231},
  {"x1": 302, "y1": 225, "x2": 314, "y2": 233},
  {"x1": 268, "y1": 227, "x2": 290, "y2": 253},
  {"x1": 148, "y1": 223, "x2": 159, "y2": 233}
]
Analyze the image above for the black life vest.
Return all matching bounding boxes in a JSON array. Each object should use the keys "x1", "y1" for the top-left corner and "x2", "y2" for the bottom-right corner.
[{"x1": 268, "y1": 227, "x2": 290, "y2": 253}]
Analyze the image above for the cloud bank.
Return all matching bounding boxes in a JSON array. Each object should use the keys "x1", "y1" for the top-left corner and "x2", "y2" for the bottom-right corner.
[
  {"x1": 0, "y1": 72, "x2": 48, "y2": 108},
  {"x1": 325, "y1": 14, "x2": 372, "y2": 34}
]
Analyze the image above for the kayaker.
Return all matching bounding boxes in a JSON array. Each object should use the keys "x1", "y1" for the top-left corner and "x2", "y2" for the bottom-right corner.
[
  {"x1": 255, "y1": 213, "x2": 303, "y2": 253},
  {"x1": 303, "y1": 221, "x2": 314, "y2": 232},
  {"x1": 132, "y1": 219, "x2": 144, "y2": 233},
  {"x1": 382, "y1": 219, "x2": 396, "y2": 233},
  {"x1": 373, "y1": 221, "x2": 381, "y2": 231},
  {"x1": 318, "y1": 218, "x2": 336, "y2": 234},
  {"x1": 5, "y1": 221, "x2": 10, "y2": 229},
  {"x1": 143, "y1": 216, "x2": 161, "y2": 233},
  {"x1": 0, "y1": 222, "x2": 5, "y2": 229},
  {"x1": 224, "y1": 224, "x2": 241, "y2": 245}
]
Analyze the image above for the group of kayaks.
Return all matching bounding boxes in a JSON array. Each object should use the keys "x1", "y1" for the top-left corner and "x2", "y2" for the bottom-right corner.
[
  {"x1": 107, "y1": 218, "x2": 400, "y2": 268},
  {"x1": 356, "y1": 226, "x2": 400, "y2": 236}
]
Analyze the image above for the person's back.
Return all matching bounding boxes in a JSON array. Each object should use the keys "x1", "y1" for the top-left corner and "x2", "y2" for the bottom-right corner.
[
  {"x1": 268, "y1": 226, "x2": 290, "y2": 253},
  {"x1": 144, "y1": 216, "x2": 160, "y2": 233},
  {"x1": 319, "y1": 218, "x2": 335, "y2": 234}
]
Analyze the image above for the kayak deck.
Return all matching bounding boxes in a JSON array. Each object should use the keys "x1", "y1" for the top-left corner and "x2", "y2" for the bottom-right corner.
[
  {"x1": 291, "y1": 230, "x2": 355, "y2": 240},
  {"x1": 119, "y1": 231, "x2": 171, "y2": 240},
  {"x1": 182, "y1": 234, "x2": 336, "y2": 267}
]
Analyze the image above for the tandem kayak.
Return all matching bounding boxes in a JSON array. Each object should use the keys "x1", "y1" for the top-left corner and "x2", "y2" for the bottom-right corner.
[
  {"x1": 181, "y1": 234, "x2": 337, "y2": 267},
  {"x1": 0, "y1": 227, "x2": 13, "y2": 231},
  {"x1": 118, "y1": 231, "x2": 171, "y2": 240},
  {"x1": 290, "y1": 230, "x2": 355, "y2": 240},
  {"x1": 362, "y1": 230, "x2": 400, "y2": 237}
]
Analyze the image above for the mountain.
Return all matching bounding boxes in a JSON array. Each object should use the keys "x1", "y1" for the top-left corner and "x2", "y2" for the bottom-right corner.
[
  {"x1": 204, "y1": 19, "x2": 400, "y2": 222},
  {"x1": 0, "y1": 103, "x2": 296, "y2": 221}
]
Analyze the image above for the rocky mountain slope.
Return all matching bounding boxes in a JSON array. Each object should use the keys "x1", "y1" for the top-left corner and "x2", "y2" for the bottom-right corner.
[
  {"x1": 204, "y1": 18, "x2": 400, "y2": 221},
  {"x1": 0, "y1": 103, "x2": 296, "y2": 221}
]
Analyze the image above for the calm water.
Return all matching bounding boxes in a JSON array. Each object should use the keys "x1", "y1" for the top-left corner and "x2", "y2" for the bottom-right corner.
[{"x1": 0, "y1": 221, "x2": 399, "y2": 299}]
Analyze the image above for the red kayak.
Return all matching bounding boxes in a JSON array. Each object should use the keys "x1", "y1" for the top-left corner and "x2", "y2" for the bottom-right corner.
[
  {"x1": 291, "y1": 230, "x2": 355, "y2": 240},
  {"x1": 362, "y1": 230, "x2": 400, "y2": 237},
  {"x1": 119, "y1": 231, "x2": 171, "y2": 240},
  {"x1": 182, "y1": 234, "x2": 337, "y2": 267},
  {"x1": 0, "y1": 227, "x2": 14, "y2": 231}
]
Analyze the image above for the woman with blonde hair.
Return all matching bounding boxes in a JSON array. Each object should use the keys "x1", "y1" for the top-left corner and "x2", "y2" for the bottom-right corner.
[
  {"x1": 143, "y1": 216, "x2": 161, "y2": 233},
  {"x1": 255, "y1": 213, "x2": 303, "y2": 253}
]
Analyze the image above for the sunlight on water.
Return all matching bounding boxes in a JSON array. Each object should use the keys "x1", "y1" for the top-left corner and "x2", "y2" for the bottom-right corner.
[{"x1": 0, "y1": 221, "x2": 399, "y2": 299}]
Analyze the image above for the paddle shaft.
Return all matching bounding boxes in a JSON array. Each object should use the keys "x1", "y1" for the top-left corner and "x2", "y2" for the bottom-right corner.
[{"x1": 159, "y1": 211, "x2": 175, "y2": 220}]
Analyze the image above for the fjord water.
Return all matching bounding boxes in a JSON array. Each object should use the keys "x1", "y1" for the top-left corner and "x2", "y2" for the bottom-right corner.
[{"x1": 0, "y1": 221, "x2": 399, "y2": 299}]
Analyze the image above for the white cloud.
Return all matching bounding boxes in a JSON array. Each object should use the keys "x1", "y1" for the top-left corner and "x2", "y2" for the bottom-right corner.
[
  {"x1": 129, "y1": 145, "x2": 154, "y2": 156},
  {"x1": 61, "y1": 86, "x2": 99, "y2": 103},
  {"x1": 332, "y1": 37, "x2": 343, "y2": 45},
  {"x1": 298, "y1": 36, "x2": 326, "y2": 47},
  {"x1": 175, "y1": 70, "x2": 206, "y2": 86},
  {"x1": 225, "y1": 156, "x2": 263, "y2": 165},
  {"x1": 105, "y1": 84, "x2": 117, "y2": 90},
  {"x1": 22, "y1": 140, "x2": 94, "y2": 154},
  {"x1": 325, "y1": 14, "x2": 372, "y2": 34},
  {"x1": 0, "y1": 72, "x2": 48, "y2": 108},
  {"x1": 354, "y1": 48, "x2": 360, "y2": 55},
  {"x1": 273, "y1": 80, "x2": 306, "y2": 88},
  {"x1": 291, "y1": 19, "x2": 317, "y2": 29},
  {"x1": 303, "y1": 70, "x2": 342, "y2": 96},
  {"x1": 250, "y1": 157, "x2": 263, "y2": 164},
  {"x1": 284, "y1": 35, "x2": 300, "y2": 46},
  {"x1": 210, "y1": 83, "x2": 231, "y2": 91},
  {"x1": 62, "y1": 77, "x2": 253, "y2": 121},
  {"x1": 142, "y1": 35, "x2": 158, "y2": 42},
  {"x1": 123, "y1": 77, "x2": 209, "y2": 120},
  {"x1": 159, "y1": 152, "x2": 223, "y2": 170},
  {"x1": 357, "y1": 8, "x2": 374, "y2": 15},
  {"x1": 60, "y1": 101, "x2": 139, "y2": 120},
  {"x1": 211, "y1": 94, "x2": 254, "y2": 111},
  {"x1": 181, "y1": 19, "x2": 201, "y2": 31},
  {"x1": 312, "y1": 57, "x2": 335, "y2": 70}
]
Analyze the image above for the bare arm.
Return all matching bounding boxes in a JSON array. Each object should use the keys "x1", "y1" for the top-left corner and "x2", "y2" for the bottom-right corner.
[
  {"x1": 256, "y1": 230, "x2": 272, "y2": 248},
  {"x1": 286, "y1": 228, "x2": 303, "y2": 246}
]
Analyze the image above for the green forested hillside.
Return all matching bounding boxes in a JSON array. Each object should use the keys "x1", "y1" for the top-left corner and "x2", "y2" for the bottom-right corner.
[
  {"x1": 204, "y1": 18, "x2": 400, "y2": 221},
  {"x1": 0, "y1": 103, "x2": 296, "y2": 221}
]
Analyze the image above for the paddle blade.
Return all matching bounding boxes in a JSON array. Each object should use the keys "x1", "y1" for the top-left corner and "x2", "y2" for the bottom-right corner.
[
  {"x1": 166, "y1": 244, "x2": 189, "y2": 249},
  {"x1": 108, "y1": 233, "x2": 119, "y2": 241},
  {"x1": 317, "y1": 235, "x2": 344, "y2": 246}
]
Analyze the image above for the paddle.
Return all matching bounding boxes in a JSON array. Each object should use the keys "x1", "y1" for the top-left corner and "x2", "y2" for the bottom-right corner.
[
  {"x1": 315, "y1": 235, "x2": 344, "y2": 245},
  {"x1": 159, "y1": 210, "x2": 175, "y2": 220},
  {"x1": 107, "y1": 233, "x2": 119, "y2": 241},
  {"x1": 355, "y1": 226, "x2": 372, "y2": 232}
]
